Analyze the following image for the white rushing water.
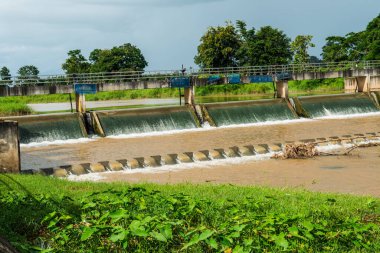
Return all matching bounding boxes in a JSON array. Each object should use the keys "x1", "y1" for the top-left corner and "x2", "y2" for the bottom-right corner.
[
  {"x1": 21, "y1": 111, "x2": 380, "y2": 147},
  {"x1": 67, "y1": 137, "x2": 380, "y2": 182},
  {"x1": 20, "y1": 137, "x2": 98, "y2": 148}
]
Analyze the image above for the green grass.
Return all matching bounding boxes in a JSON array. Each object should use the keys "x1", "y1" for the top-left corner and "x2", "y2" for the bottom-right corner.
[
  {"x1": 0, "y1": 102, "x2": 33, "y2": 117},
  {"x1": 0, "y1": 174, "x2": 379, "y2": 252},
  {"x1": 289, "y1": 78, "x2": 344, "y2": 92}
]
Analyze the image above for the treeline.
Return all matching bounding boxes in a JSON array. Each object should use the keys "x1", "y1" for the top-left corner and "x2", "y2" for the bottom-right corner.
[
  {"x1": 194, "y1": 14, "x2": 379, "y2": 68},
  {"x1": 0, "y1": 13, "x2": 378, "y2": 79},
  {"x1": 61, "y1": 43, "x2": 148, "y2": 74}
]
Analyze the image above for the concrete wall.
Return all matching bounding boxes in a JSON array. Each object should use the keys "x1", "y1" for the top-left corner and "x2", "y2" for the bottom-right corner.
[
  {"x1": 344, "y1": 78, "x2": 357, "y2": 93},
  {"x1": 344, "y1": 75, "x2": 380, "y2": 92},
  {"x1": 0, "y1": 121, "x2": 20, "y2": 173},
  {"x1": 369, "y1": 76, "x2": 380, "y2": 91}
]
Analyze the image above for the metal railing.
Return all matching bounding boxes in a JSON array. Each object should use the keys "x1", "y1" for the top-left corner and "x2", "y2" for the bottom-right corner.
[{"x1": 1, "y1": 60, "x2": 380, "y2": 87}]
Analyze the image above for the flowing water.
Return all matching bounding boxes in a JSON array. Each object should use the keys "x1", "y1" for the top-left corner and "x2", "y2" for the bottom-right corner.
[
  {"x1": 298, "y1": 94, "x2": 378, "y2": 118},
  {"x1": 21, "y1": 113, "x2": 380, "y2": 170},
  {"x1": 15, "y1": 114, "x2": 84, "y2": 144},
  {"x1": 206, "y1": 99, "x2": 295, "y2": 126},
  {"x1": 97, "y1": 108, "x2": 197, "y2": 136}
]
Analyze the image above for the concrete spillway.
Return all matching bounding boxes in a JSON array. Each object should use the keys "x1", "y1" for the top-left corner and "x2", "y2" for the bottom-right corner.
[
  {"x1": 3, "y1": 113, "x2": 86, "y2": 144},
  {"x1": 96, "y1": 106, "x2": 198, "y2": 136},
  {"x1": 5, "y1": 93, "x2": 380, "y2": 145},
  {"x1": 292, "y1": 93, "x2": 378, "y2": 118},
  {"x1": 204, "y1": 99, "x2": 296, "y2": 126}
]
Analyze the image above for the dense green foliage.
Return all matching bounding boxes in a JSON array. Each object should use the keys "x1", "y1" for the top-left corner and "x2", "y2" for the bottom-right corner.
[
  {"x1": 62, "y1": 43, "x2": 148, "y2": 74},
  {"x1": 322, "y1": 14, "x2": 380, "y2": 62},
  {"x1": 17, "y1": 65, "x2": 39, "y2": 78},
  {"x1": 194, "y1": 22, "x2": 241, "y2": 68},
  {"x1": 289, "y1": 78, "x2": 344, "y2": 91},
  {"x1": 245, "y1": 26, "x2": 292, "y2": 66},
  {"x1": 0, "y1": 175, "x2": 379, "y2": 252},
  {"x1": 89, "y1": 43, "x2": 148, "y2": 72},
  {"x1": 291, "y1": 35, "x2": 315, "y2": 64},
  {"x1": 195, "y1": 21, "x2": 293, "y2": 68},
  {"x1": 61, "y1": 50, "x2": 91, "y2": 74},
  {"x1": 0, "y1": 66, "x2": 11, "y2": 80}
]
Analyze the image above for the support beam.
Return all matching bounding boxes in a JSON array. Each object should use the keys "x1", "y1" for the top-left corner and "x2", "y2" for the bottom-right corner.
[
  {"x1": 75, "y1": 94, "x2": 86, "y2": 113},
  {"x1": 355, "y1": 76, "x2": 369, "y2": 92},
  {"x1": 275, "y1": 81, "x2": 288, "y2": 98},
  {"x1": 0, "y1": 120, "x2": 20, "y2": 173},
  {"x1": 184, "y1": 86, "x2": 195, "y2": 105}
]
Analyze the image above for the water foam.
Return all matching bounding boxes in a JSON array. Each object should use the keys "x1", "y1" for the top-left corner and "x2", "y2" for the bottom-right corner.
[
  {"x1": 314, "y1": 111, "x2": 380, "y2": 120},
  {"x1": 20, "y1": 137, "x2": 98, "y2": 148},
  {"x1": 66, "y1": 152, "x2": 278, "y2": 181},
  {"x1": 107, "y1": 118, "x2": 311, "y2": 139}
]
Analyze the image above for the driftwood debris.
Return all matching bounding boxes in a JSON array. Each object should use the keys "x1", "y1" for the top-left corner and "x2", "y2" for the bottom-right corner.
[
  {"x1": 273, "y1": 143, "x2": 318, "y2": 159},
  {"x1": 273, "y1": 141, "x2": 380, "y2": 160}
]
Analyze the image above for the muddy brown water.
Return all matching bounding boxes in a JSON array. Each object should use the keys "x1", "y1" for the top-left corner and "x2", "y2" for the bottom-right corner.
[
  {"x1": 20, "y1": 114, "x2": 380, "y2": 197},
  {"x1": 22, "y1": 114, "x2": 380, "y2": 171},
  {"x1": 96, "y1": 145, "x2": 380, "y2": 197}
]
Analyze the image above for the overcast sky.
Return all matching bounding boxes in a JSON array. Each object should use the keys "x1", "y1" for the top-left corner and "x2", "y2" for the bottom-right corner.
[{"x1": 0, "y1": 0, "x2": 379, "y2": 75}]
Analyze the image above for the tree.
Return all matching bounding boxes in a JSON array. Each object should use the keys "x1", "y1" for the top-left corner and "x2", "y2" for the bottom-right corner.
[
  {"x1": 235, "y1": 20, "x2": 256, "y2": 66},
  {"x1": 194, "y1": 22, "x2": 241, "y2": 68},
  {"x1": 309, "y1": 56, "x2": 322, "y2": 64},
  {"x1": 17, "y1": 65, "x2": 39, "y2": 78},
  {"x1": 321, "y1": 36, "x2": 349, "y2": 62},
  {"x1": 62, "y1": 50, "x2": 91, "y2": 74},
  {"x1": 291, "y1": 35, "x2": 315, "y2": 64},
  {"x1": 17, "y1": 65, "x2": 39, "y2": 85},
  {"x1": 321, "y1": 14, "x2": 380, "y2": 62},
  {"x1": 0, "y1": 66, "x2": 11, "y2": 80},
  {"x1": 89, "y1": 43, "x2": 148, "y2": 72},
  {"x1": 249, "y1": 26, "x2": 293, "y2": 66},
  {"x1": 364, "y1": 14, "x2": 380, "y2": 60}
]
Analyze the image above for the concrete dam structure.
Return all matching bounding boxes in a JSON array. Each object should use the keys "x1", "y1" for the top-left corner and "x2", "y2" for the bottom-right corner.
[{"x1": 1, "y1": 92, "x2": 380, "y2": 145}]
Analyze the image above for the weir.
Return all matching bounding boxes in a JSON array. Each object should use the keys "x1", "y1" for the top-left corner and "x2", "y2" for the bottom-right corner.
[
  {"x1": 95, "y1": 106, "x2": 198, "y2": 136},
  {"x1": 291, "y1": 93, "x2": 378, "y2": 118},
  {"x1": 2, "y1": 113, "x2": 87, "y2": 144},
  {"x1": 4, "y1": 93, "x2": 380, "y2": 145},
  {"x1": 203, "y1": 99, "x2": 297, "y2": 126}
]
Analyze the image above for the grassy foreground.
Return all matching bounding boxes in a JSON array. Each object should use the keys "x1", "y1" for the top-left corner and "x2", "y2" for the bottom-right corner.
[{"x1": 0, "y1": 174, "x2": 379, "y2": 252}]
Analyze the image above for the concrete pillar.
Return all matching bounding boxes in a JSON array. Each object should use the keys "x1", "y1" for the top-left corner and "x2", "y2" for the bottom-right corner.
[
  {"x1": 355, "y1": 76, "x2": 369, "y2": 92},
  {"x1": 0, "y1": 120, "x2": 20, "y2": 173},
  {"x1": 275, "y1": 81, "x2": 288, "y2": 98},
  {"x1": 75, "y1": 94, "x2": 86, "y2": 113},
  {"x1": 184, "y1": 86, "x2": 195, "y2": 105},
  {"x1": 344, "y1": 77, "x2": 357, "y2": 93}
]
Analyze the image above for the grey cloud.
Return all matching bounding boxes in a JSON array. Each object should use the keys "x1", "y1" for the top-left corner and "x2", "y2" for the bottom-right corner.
[{"x1": 1, "y1": 0, "x2": 379, "y2": 74}]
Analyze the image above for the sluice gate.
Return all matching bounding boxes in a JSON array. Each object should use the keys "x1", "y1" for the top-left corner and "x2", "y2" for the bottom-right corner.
[
  {"x1": 291, "y1": 93, "x2": 378, "y2": 118},
  {"x1": 2, "y1": 92, "x2": 380, "y2": 145},
  {"x1": 95, "y1": 106, "x2": 199, "y2": 136},
  {"x1": 203, "y1": 99, "x2": 297, "y2": 127},
  {"x1": 2, "y1": 113, "x2": 87, "y2": 144}
]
